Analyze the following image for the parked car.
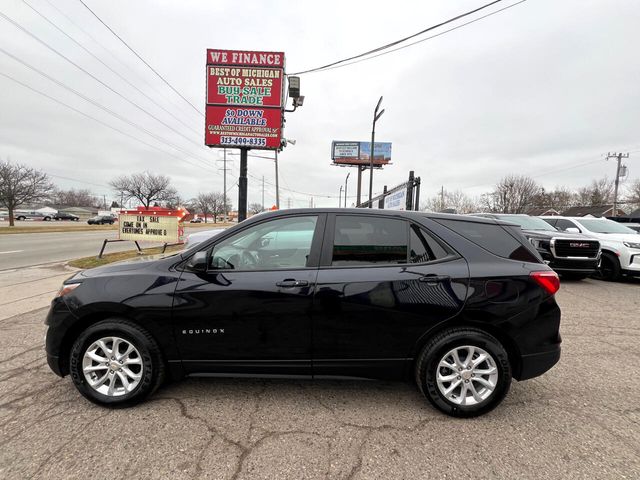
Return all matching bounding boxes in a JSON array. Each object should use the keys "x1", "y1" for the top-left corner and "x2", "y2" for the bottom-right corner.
[
  {"x1": 190, "y1": 218, "x2": 203, "y2": 223},
  {"x1": 46, "y1": 209, "x2": 561, "y2": 417},
  {"x1": 53, "y1": 212, "x2": 80, "y2": 221},
  {"x1": 15, "y1": 211, "x2": 49, "y2": 221},
  {"x1": 87, "y1": 215, "x2": 115, "y2": 225},
  {"x1": 184, "y1": 228, "x2": 225, "y2": 248},
  {"x1": 541, "y1": 216, "x2": 640, "y2": 281},
  {"x1": 472, "y1": 214, "x2": 600, "y2": 280}
]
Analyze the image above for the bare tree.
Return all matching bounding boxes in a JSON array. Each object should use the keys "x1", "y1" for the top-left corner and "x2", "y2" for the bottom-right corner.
[
  {"x1": 625, "y1": 178, "x2": 640, "y2": 211},
  {"x1": 109, "y1": 172, "x2": 177, "y2": 208},
  {"x1": 483, "y1": 175, "x2": 541, "y2": 213},
  {"x1": 421, "y1": 189, "x2": 478, "y2": 213},
  {"x1": 248, "y1": 202, "x2": 263, "y2": 215},
  {"x1": 191, "y1": 193, "x2": 215, "y2": 223},
  {"x1": 576, "y1": 177, "x2": 614, "y2": 206},
  {"x1": 0, "y1": 160, "x2": 54, "y2": 226},
  {"x1": 51, "y1": 188, "x2": 96, "y2": 207}
]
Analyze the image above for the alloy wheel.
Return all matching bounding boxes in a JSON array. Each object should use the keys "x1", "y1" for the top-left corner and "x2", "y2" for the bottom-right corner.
[
  {"x1": 82, "y1": 336, "x2": 144, "y2": 397},
  {"x1": 435, "y1": 345, "x2": 499, "y2": 406}
]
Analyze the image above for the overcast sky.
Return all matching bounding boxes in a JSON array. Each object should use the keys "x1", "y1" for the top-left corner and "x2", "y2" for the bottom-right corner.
[{"x1": 0, "y1": 0, "x2": 638, "y2": 209}]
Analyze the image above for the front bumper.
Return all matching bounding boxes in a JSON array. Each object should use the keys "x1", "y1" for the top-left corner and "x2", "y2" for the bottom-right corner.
[{"x1": 44, "y1": 297, "x2": 76, "y2": 377}]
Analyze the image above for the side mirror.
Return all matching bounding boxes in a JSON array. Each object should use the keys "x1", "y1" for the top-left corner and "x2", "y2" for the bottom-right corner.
[
  {"x1": 565, "y1": 227, "x2": 580, "y2": 233},
  {"x1": 187, "y1": 251, "x2": 208, "y2": 272}
]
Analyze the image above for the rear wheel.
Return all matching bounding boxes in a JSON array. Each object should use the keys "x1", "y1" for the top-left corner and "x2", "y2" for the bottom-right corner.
[
  {"x1": 17, "y1": 216, "x2": 26, "y2": 221},
  {"x1": 595, "y1": 252, "x2": 621, "y2": 281},
  {"x1": 415, "y1": 328, "x2": 511, "y2": 417},
  {"x1": 69, "y1": 319, "x2": 165, "y2": 407}
]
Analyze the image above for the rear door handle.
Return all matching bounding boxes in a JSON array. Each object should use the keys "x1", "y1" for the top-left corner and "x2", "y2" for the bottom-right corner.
[
  {"x1": 276, "y1": 279, "x2": 309, "y2": 288},
  {"x1": 419, "y1": 274, "x2": 450, "y2": 285}
]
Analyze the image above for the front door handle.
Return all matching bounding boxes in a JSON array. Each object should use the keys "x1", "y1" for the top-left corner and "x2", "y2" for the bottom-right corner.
[
  {"x1": 276, "y1": 279, "x2": 309, "y2": 288},
  {"x1": 419, "y1": 274, "x2": 450, "y2": 285}
]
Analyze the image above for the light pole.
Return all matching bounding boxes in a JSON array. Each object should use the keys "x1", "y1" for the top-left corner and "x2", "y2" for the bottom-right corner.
[
  {"x1": 344, "y1": 171, "x2": 350, "y2": 208},
  {"x1": 339, "y1": 185, "x2": 343, "y2": 207},
  {"x1": 369, "y1": 96, "x2": 385, "y2": 207}
]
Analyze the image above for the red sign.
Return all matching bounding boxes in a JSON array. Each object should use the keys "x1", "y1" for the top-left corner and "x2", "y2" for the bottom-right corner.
[
  {"x1": 207, "y1": 66, "x2": 283, "y2": 107},
  {"x1": 206, "y1": 49, "x2": 285, "y2": 68},
  {"x1": 205, "y1": 49, "x2": 285, "y2": 150},
  {"x1": 205, "y1": 106, "x2": 282, "y2": 149}
]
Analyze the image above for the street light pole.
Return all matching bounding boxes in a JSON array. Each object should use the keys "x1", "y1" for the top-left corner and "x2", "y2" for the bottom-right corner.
[
  {"x1": 344, "y1": 171, "x2": 351, "y2": 208},
  {"x1": 339, "y1": 185, "x2": 343, "y2": 208},
  {"x1": 275, "y1": 149, "x2": 280, "y2": 209},
  {"x1": 369, "y1": 96, "x2": 385, "y2": 208}
]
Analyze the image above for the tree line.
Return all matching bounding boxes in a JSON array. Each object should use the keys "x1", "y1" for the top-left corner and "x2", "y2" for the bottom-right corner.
[{"x1": 422, "y1": 174, "x2": 640, "y2": 214}]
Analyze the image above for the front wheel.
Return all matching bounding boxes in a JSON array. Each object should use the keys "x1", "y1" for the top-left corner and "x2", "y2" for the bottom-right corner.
[
  {"x1": 69, "y1": 320, "x2": 165, "y2": 407},
  {"x1": 595, "y1": 252, "x2": 621, "y2": 281},
  {"x1": 415, "y1": 328, "x2": 511, "y2": 417}
]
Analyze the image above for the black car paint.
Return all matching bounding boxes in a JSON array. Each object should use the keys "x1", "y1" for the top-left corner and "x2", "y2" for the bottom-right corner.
[{"x1": 46, "y1": 209, "x2": 561, "y2": 384}]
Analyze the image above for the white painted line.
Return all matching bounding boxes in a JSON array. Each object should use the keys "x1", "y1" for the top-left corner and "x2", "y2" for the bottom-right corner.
[{"x1": 0, "y1": 250, "x2": 24, "y2": 255}]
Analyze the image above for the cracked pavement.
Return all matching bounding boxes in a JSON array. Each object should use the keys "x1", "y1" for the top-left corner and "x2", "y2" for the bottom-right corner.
[{"x1": 0, "y1": 270, "x2": 639, "y2": 479}]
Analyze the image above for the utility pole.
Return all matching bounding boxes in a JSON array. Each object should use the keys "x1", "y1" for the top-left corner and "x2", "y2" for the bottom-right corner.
[
  {"x1": 607, "y1": 152, "x2": 629, "y2": 216},
  {"x1": 238, "y1": 148, "x2": 248, "y2": 222},
  {"x1": 261, "y1": 175, "x2": 265, "y2": 211},
  {"x1": 369, "y1": 96, "x2": 385, "y2": 208},
  {"x1": 287, "y1": 198, "x2": 292, "y2": 209},
  {"x1": 339, "y1": 185, "x2": 343, "y2": 207},
  {"x1": 440, "y1": 186, "x2": 445, "y2": 212},
  {"x1": 223, "y1": 149, "x2": 227, "y2": 222}
]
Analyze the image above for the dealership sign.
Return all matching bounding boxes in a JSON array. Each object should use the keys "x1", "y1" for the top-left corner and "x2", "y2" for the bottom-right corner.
[
  {"x1": 383, "y1": 188, "x2": 407, "y2": 210},
  {"x1": 118, "y1": 207, "x2": 186, "y2": 244},
  {"x1": 205, "y1": 49, "x2": 285, "y2": 150},
  {"x1": 331, "y1": 141, "x2": 392, "y2": 166}
]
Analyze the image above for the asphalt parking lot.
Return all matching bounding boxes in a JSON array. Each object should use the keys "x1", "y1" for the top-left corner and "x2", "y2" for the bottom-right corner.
[{"x1": 1, "y1": 276, "x2": 638, "y2": 479}]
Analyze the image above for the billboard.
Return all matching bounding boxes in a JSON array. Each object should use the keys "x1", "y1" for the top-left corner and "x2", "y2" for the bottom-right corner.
[
  {"x1": 332, "y1": 141, "x2": 392, "y2": 166},
  {"x1": 205, "y1": 49, "x2": 285, "y2": 150}
]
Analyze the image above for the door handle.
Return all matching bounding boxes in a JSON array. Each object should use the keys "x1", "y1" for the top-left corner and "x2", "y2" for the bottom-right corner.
[
  {"x1": 419, "y1": 274, "x2": 450, "y2": 285},
  {"x1": 276, "y1": 279, "x2": 309, "y2": 288}
]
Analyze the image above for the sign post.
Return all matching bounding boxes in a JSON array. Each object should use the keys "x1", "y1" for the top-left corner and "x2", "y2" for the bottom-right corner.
[{"x1": 205, "y1": 49, "x2": 286, "y2": 222}]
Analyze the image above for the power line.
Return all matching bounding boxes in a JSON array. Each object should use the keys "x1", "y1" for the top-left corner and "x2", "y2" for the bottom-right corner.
[
  {"x1": 290, "y1": 0, "x2": 505, "y2": 75},
  {"x1": 77, "y1": 0, "x2": 203, "y2": 117},
  {"x1": 20, "y1": 0, "x2": 196, "y2": 135},
  {"x1": 0, "y1": 47, "x2": 219, "y2": 175},
  {"x1": 315, "y1": 1, "x2": 528, "y2": 74},
  {"x1": 0, "y1": 9, "x2": 203, "y2": 148},
  {"x1": 0, "y1": 71, "x2": 218, "y2": 177},
  {"x1": 42, "y1": 0, "x2": 196, "y2": 120}
]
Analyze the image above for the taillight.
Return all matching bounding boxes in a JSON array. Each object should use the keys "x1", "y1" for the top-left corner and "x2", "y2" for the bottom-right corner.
[{"x1": 530, "y1": 271, "x2": 560, "y2": 295}]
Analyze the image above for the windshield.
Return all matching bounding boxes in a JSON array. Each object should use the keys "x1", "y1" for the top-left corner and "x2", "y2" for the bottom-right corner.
[
  {"x1": 577, "y1": 219, "x2": 637, "y2": 234},
  {"x1": 494, "y1": 215, "x2": 557, "y2": 231}
]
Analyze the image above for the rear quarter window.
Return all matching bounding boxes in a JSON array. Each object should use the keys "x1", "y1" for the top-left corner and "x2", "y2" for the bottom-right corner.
[{"x1": 435, "y1": 219, "x2": 541, "y2": 263}]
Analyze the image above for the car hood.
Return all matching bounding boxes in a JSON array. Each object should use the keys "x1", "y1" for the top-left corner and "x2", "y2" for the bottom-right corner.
[
  {"x1": 585, "y1": 233, "x2": 640, "y2": 243},
  {"x1": 521, "y1": 229, "x2": 593, "y2": 240},
  {"x1": 78, "y1": 254, "x2": 174, "y2": 278}
]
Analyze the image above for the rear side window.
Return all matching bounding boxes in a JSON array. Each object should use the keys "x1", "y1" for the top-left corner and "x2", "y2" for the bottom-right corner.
[
  {"x1": 436, "y1": 219, "x2": 540, "y2": 263},
  {"x1": 332, "y1": 216, "x2": 407, "y2": 266},
  {"x1": 409, "y1": 226, "x2": 449, "y2": 263}
]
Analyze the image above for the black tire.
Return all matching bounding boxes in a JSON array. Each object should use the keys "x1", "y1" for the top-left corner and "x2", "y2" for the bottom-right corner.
[
  {"x1": 44, "y1": 216, "x2": 51, "y2": 221},
  {"x1": 17, "y1": 216, "x2": 26, "y2": 221},
  {"x1": 595, "y1": 252, "x2": 621, "y2": 281},
  {"x1": 69, "y1": 319, "x2": 165, "y2": 407},
  {"x1": 415, "y1": 327, "x2": 511, "y2": 418}
]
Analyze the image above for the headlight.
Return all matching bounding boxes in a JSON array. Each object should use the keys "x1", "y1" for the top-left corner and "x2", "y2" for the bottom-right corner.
[
  {"x1": 623, "y1": 242, "x2": 640, "y2": 249},
  {"x1": 55, "y1": 283, "x2": 81, "y2": 298}
]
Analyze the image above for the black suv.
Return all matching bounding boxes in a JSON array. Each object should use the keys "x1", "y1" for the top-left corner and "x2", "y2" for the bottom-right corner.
[
  {"x1": 53, "y1": 212, "x2": 80, "y2": 221},
  {"x1": 46, "y1": 209, "x2": 561, "y2": 417},
  {"x1": 472, "y1": 214, "x2": 600, "y2": 280}
]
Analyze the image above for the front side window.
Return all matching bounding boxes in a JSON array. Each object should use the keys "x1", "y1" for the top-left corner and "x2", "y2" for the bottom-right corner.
[
  {"x1": 555, "y1": 219, "x2": 579, "y2": 232},
  {"x1": 332, "y1": 216, "x2": 408, "y2": 266},
  {"x1": 209, "y1": 216, "x2": 317, "y2": 271}
]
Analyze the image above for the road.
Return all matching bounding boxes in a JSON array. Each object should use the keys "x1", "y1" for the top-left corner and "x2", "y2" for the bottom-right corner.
[
  {"x1": 0, "y1": 266, "x2": 638, "y2": 479},
  {"x1": 0, "y1": 226, "x2": 223, "y2": 270}
]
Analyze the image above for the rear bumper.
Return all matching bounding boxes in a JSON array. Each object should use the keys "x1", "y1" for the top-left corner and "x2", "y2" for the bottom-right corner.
[{"x1": 517, "y1": 346, "x2": 561, "y2": 380}]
